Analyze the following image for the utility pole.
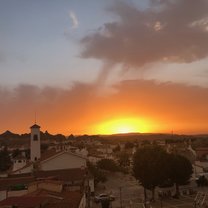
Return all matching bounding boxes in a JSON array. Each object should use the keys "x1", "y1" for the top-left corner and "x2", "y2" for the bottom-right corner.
[
  {"x1": 119, "y1": 187, "x2": 122, "y2": 208},
  {"x1": 160, "y1": 196, "x2": 163, "y2": 208}
]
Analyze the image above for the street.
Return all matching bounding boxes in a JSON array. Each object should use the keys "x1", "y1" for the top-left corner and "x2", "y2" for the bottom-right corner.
[{"x1": 91, "y1": 172, "x2": 208, "y2": 208}]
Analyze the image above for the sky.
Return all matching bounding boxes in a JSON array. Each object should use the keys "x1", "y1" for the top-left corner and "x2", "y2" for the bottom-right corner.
[{"x1": 0, "y1": 0, "x2": 208, "y2": 135}]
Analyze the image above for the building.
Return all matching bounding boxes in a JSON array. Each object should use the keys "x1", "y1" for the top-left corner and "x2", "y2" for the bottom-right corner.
[
  {"x1": 0, "y1": 196, "x2": 48, "y2": 208},
  {"x1": 0, "y1": 190, "x2": 86, "y2": 208},
  {"x1": 30, "y1": 124, "x2": 41, "y2": 162},
  {"x1": 195, "y1": 147, "x2": 208, "y2": 160},
  {"x1": 0, "y1": 175, "x2": 35, "y2": 201},
  {"x1": 0, "y1": 168, "x2": 88, "y2": 201},
  {"x1": 12, "y1": 155, "x2": 27, "y2": 172},
  {"x1": 11, "y1": 123, "x2": 87, "y2": 175},
  {"x1": 0, "y1": 123, "x2": 94, "y2": 206}
]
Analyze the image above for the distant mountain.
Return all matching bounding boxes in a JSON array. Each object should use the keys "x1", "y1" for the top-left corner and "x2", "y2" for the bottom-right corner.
[
  {"x1": 94, "y1": 132, "x2": 197, "y2": 142},
  {"x1": 0, "y1": 130, "x2": 21, "y2": 139},
  {"x1": 0, "y1": 130, "x2": 66, "y2": 146},
  {"x1": 40, "y1": 131, "x2": 66, "y2": 141},
  {"x1": 0, "y1": 129, "x2": 206, "y2": 146}
]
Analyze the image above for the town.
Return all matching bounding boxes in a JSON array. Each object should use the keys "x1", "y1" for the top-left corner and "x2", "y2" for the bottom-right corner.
[
  {"x1": 1, "y1": 0, "x2": 208, "y2": 207},
  {"x1": 0, "y1": 124, "x2": 208, "y2": 208}
]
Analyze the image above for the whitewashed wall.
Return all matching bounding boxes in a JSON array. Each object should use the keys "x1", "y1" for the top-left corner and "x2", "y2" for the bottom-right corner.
[{"x1": 40, "y1": 153, "x2": 86, "y2": 171}]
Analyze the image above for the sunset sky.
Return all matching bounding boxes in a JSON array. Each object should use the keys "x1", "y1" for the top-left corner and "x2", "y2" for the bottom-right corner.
[{"x1": 0, "y1": 0, "x2": 208, "y2": 135}]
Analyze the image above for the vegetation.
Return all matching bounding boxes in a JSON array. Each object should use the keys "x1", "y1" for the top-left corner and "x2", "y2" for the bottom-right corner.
[
  {"x1": 0, "y1": 147, "x2": 12, "y2": 172},
  {"x1": 101, "y1": 199, "x2": 110, "y2": 208},
  {"x1": 87, "y1": 161, "x2": 107, "y2": 185},
  {"x1": 12, "y1": 149, "x2": 21, "y2": 158},
  {"x1": 133, "y1": 145, "x2": 168, "y2": 201},
  {"x1": 41, "y1": 143, "x2": 49, "y2": 152},
  {"x1": 125, "y1": 142, "x2": 134, "y2": 149},
  {"x1": 117, "y1": 152, "x2": 130, "y2": 167},
  {"x1": 196, "y1": 176, "x2": 208, "y2": 187},
  {"x1": 97, "y1": 159, "x2": 119, "y2": 172},
  {"x1": 167, "y1": 153, "x2": 193, "y2": 197},
  {"x1": 133, "y1": 145, "x2": 193, "y2": 201},
  {"x1": 112, "y1": 145, "x2": 120, "y2": 153}
]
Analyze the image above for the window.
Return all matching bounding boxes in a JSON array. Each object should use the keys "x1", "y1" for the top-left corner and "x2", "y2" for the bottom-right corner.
[{"x1": 33, "y1": 134, "x2": 38, "y2": 141}]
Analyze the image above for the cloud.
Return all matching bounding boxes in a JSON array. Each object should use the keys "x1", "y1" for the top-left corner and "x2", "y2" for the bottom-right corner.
[
  {"x1": 80, "y1": 0, "x2": 208, "y2": 67},
  {"x1": 69, "y1": 10, "x2": 79, "y2": 29},
  {"x1": 0, "y1": 80, "x2": 208, "y2": 134},
  {"x1": 190, "y1": 16, "x2": 208, "y2": 32}
]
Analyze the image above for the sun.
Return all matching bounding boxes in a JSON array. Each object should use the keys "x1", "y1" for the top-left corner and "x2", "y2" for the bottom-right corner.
[{"x1": 95, "y1": 117, "x2": 152, "y2": 135}]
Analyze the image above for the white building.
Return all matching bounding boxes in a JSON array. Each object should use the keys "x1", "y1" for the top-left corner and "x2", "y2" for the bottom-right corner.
[
  {"x1": 12, "y1": 150, "x2": 87, "y2": 175},
  {"x1": 12, "y1": 156, "x2": 27, "y2": 172},
  {"x1": 11, "y1": 123, "x2": 87, "y2": 175},
  {"x1": 30, "y1": 124, "x2": 41, "y2": 162},
  {"x1": 40, "y1": 151, "x2": 87, "y2": 171}
]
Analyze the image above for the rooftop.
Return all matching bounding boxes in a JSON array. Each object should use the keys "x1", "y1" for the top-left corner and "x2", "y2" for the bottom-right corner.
[
  {"x1": 30, "y1": 124, "x2": 41, "y2": 129},
  {"x1": 34, "y1": 168, "x2": 87, "y2": 182},
  {"x1": 0, "y1": 176, "x2": 35, "y2": 191},
  {"x1": 27, "y1": 189, "x2": 83, "y2": 208},
  {"x1": 0, "y1": 196, "x2": 48, "y2": 208}
]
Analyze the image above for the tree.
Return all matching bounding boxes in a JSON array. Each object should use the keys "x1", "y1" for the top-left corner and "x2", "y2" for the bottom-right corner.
[
  {"x1": 117, "y1": 152, "x2": 130, "y2": 167},
  {"x1": 196, "y1": 175, "x2": 208, "y2": 187},
  {"x1": 68, "y1": 134, "x2": 75, "y2": 140},
  {"x1": 25, "y1": 149, "x2": 30, "y2": 159},
  {"x1": 12, "y1": 149, "x2": 21, "y2": 158},
  {"x1": 141, "y1": 140, "x2": 150, "y2": 146},
  {"x1": 97, "y1": 159, "x2": 119, "y2": 172},
  {"x1": 113, "y1": 145, "x2": 120, "y2": 153},
  {"x1": 87, "y1": 161, "x2": 107, "y2": 185},
  {"x1": 101, "y1": 199, "x2": 110, "y2": 208},
  {"x1": 125, "y1": 142, "x2": 134, "y2": 149},
  {"x1": 133, "y1": 146, "x2": 193, "y2": 201},
  {"x1": 167, "y1": 154, "x2": 193, "y2": 197},
  {"x1": 41, "y1": 144, "x2": 49, "y2": 153},
  {"x1": 133, "y1": 145, "x2": 168, "y2": 201},
  {"x1": 0, "y1": 147, "x2": 12, "y2": 172}
]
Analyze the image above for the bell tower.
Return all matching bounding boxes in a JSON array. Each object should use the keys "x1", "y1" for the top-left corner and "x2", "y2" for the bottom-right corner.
[{"x1": 30, "y1": 124, "x2": 41, "y2": 162}]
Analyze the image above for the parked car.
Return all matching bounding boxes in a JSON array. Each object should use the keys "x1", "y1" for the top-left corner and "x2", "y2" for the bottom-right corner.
[{"x1": 94, "y1": 193, "x2": 115, "y2": 203}]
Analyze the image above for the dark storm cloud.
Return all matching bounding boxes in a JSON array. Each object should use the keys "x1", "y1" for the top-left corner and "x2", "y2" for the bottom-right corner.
[{"x1": 80, "y1": 0, "x2": 208, "y2": 67}]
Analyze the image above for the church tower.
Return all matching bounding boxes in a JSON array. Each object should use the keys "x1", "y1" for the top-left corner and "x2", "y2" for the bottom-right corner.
[{"x1": 30, "y1": 124, "x2": 41, "y2": 162}]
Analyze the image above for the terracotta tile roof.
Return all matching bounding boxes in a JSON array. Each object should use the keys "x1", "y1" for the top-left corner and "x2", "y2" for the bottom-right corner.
[
  {"x1": 0, "y1": 176, "x2": 35, "y2": 191},
  {"x1": 28, "y1": 189, "x2": 83, "y2": 208},
  {"x1": 1, "y1": 168, "x2": 86, "y2": 191},
  {"x1": 34, "y1": 168, "x2": 86, "y2": 182},
  {"x1": 0, "y1": 196, "x2": 47, "y2": 208},
  {"x1": 8, "y1": 172, "x2": 32, "y2": 178},
  {"x1": 29, "y1": 179, "x2": 63, "y2": 186}
]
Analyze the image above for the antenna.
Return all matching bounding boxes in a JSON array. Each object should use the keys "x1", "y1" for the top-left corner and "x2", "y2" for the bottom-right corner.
[{"x1": 35, "y1": 111, "x2": 37, "y2": 124}]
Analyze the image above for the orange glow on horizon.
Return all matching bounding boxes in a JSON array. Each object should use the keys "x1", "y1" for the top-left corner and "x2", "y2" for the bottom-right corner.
[{"x1": 94, "y1": 117, "x2": 155, "y2": 135}]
